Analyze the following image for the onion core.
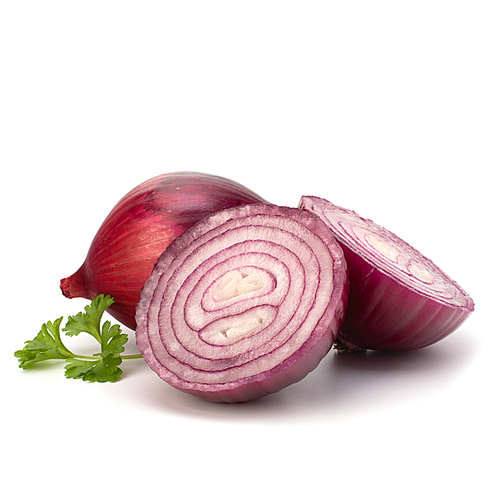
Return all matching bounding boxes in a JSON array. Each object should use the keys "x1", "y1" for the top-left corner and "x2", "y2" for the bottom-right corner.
[
  {"x1": 135, "y1": 203, "x2": 349, "y2": 402},
  {"x1": 299, "y1": 196, "x2": 474, "y2": 351}
]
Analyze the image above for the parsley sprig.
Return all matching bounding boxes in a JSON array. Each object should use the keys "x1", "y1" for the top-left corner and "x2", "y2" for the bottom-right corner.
[{"x1": 14, "y1": 295, "x2": 142, "y2": 382}]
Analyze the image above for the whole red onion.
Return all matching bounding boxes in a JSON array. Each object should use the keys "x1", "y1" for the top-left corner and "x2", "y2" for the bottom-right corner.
[
  {"x1": 60, "y1": 172, "x2": 267, "y2": 330},
  {"x1": 300, "y1": 196, "x2": 474, "y2": 351}
]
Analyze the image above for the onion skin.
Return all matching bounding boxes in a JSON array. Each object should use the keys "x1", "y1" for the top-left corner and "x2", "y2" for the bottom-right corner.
[
  {"x1": 135, "y1": 203, "x2": 349, "y2": 402},
  {"x1": 336, "y1": 244, "x2": 473, "y2": 350},
  {"x1": 299, "y1": 196, "x2": 474, "y2": 351},
  {"x1": 60, "y1": 172, "x2": 267, "y2": 330}
]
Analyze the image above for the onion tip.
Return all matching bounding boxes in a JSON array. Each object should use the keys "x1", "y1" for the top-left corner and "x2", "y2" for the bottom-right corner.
[{"x1": 60, "y1": 269, "x2": 86, "y2": 299}]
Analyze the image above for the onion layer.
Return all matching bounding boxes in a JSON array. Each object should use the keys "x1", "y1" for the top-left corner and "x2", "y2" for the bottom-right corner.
[
  {"x1": 60, "y1": 172, "x2": 267, "y2": 330},
  {"x1": 135, "y1": 203, "x2": 349, "y2": 402},
  {"x1": 299, "y1": 196, "x2": 474, "y2": 351}
]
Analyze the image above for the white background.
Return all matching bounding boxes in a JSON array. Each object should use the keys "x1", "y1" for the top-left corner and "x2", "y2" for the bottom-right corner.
[{"x1": 1, "y1": 1, "x2": 498, "y2": 499}]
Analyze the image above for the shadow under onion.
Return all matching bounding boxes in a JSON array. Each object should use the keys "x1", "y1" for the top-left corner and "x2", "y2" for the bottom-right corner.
[{"x1": 131, "y1": 329, "x2": 478, "y2": 422}]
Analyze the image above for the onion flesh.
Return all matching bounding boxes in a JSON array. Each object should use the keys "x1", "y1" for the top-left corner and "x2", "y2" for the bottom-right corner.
[
  {"x1": 135, "y1": 203, "x2": 349, "y2": 402},
  {"x1": 299, "y1": 196, "x2": 474, "y2": 351},
  {"x1": 60, "y1": 172, "x2": 267, "y2": 330}
]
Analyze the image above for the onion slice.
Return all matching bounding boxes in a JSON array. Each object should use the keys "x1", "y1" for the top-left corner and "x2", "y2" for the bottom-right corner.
[
  {"x1": 299, "y1": 196, "x2": 474, "y2": 351},
  {"x1": 135, "y1": 203, "x2": 348, "y2": 402}
]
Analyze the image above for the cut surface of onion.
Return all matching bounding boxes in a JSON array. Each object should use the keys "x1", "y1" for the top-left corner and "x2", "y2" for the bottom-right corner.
[
  {"x1": 135, "y1": 203, "x2": 348, "y2": 402},
  {"x1": 60, "y1": 172, "x2": 267, "y2": 330},
  {"x1": 299, "y1": 196, "x2": 474, "y2": 351}
]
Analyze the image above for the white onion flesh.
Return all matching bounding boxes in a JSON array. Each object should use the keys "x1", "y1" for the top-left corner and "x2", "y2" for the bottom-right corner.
[
  {"x1": 135, "y1": 203, "x2": 349, "y2": 402},
  {"x1": 299, "y1": 196, "x2": 474, "y2": 351}
]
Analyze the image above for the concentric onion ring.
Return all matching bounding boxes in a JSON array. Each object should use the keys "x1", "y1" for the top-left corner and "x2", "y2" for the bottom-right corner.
[
  {"x1": 300, "y1": 196, "x2": 474, "y2": 351},
  {"x1": 135, "y1": 203, "x2": 348, "y2": 402}
]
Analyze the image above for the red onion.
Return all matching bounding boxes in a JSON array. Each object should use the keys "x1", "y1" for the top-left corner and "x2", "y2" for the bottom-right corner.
[
  {"x1": 135, "y1": 203, "x2": 349, "y2": 402},
  {"x1": 60, "y1": 172, "x2": 267, "y2": 330},
  {"x1": 299, "y1": 196, "x2": 474, "y2": 351}
]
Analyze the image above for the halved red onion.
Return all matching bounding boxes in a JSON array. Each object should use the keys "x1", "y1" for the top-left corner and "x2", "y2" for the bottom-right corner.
[
  {"x1": 60, "y1": 172, "x2": 267, "y2": 330},
  {"x1": 135, "y1": 203, "x2": 348, "y2": 402},
  {"x1": 299, "y1": 196, "x2": 474, "y2": 351}
]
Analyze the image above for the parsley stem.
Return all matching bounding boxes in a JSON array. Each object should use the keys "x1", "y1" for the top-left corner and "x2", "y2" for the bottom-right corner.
[
  {"x1": 70, "y1": 353, "x2": 143, "y2": 361},
  {"x1": 72, "y1": 354, "x2": 101, "y2": 361}
]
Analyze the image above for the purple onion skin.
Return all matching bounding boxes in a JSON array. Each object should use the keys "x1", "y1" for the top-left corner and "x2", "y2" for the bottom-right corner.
[
  {"x1": 136, "y1": 203, "x2": 349, "y2": 402},
  {"x1": 300, "y1": 196, "x2": 474, "y2": 351},
  {"x1": 336, "y1": 244, "x2": 472, "y2": 350},
  {"x1": 60, "y1": 172, "x2": 267, "y2": 330}
]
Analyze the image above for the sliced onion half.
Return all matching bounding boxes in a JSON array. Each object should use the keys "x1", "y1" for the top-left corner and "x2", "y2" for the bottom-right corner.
[
  {"x1": 299, "y1": 196, "x2": 474, "y2": 351},
  {"x1": 135, "y1": 203, "x2": 348, "y2": 402}
]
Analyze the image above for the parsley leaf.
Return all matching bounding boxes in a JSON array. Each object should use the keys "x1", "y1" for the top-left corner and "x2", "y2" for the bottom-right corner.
[
  {"x1": 65, "y1": 356, "x2": 123, "y2": 383},
  {"x1": 64, "y1": 319, "x2": 128, "y2": 383},
  {"x1": 63, "y1": 294, "x2": 115, "y2": 342},
  {"x1": 14, "y1": 317, "x2": 74, "y2": 368},
  {"x1": 14, "y1": 295, "x2": 142, "y2": 383},
  {"x1": 101, "y1": 320, "x2": 128, "y2": 356}
]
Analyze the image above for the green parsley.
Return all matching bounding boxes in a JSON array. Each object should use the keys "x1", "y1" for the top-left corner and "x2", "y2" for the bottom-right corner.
[{"x1": 14, "y1": 294, "x2": 142, "y2": 382}]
